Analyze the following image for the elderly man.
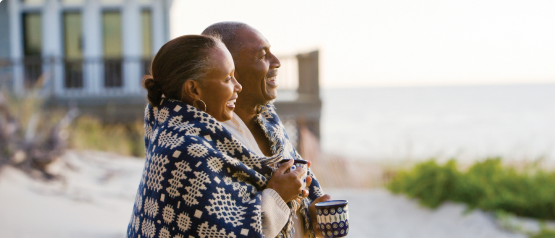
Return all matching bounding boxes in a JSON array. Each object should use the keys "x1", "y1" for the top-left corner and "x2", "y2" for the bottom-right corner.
[{"x1": 202, "y1": 22, "x2": 331, "y2": 238}]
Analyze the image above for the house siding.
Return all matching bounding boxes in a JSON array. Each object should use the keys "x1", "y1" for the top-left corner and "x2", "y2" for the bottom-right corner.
[{"x1": 0, "y1": 1, "x2": 10, "y2": 59}]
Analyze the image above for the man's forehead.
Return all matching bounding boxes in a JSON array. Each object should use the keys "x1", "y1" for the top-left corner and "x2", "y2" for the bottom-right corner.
[{"x1": 236, "y1": 27, "x2": 270, "y2": 51}]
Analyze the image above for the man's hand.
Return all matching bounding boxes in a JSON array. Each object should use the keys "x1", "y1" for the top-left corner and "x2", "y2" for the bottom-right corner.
[
  {"x1": 309, "y1": 194, "x2": 332, "y2": 237},
  {"x1": 266, "y1": 159, "x2": 307, "y2": 203}
]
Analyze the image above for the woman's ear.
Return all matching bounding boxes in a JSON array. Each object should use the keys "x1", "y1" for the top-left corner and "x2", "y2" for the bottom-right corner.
[{"x1": 181, "y1": 80, "x2": 202, "y2": 102}]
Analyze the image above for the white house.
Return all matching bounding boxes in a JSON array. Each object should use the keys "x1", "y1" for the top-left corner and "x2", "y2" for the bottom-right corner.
[{"x1": 0, "y1": 0, "x2": 171, "y2": 121}]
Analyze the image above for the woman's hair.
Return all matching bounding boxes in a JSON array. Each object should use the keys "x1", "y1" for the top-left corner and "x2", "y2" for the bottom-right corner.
[{"x1": 143, "y1": 34, "x2": 221, "y2": 106}]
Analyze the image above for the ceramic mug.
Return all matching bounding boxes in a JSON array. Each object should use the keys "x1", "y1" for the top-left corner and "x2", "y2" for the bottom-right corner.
[
  {"x1": 276, "y1": 159, "x2": 309, "y2": 190},
  {"x1": 315, "y1": 200, "x2": 349, "y2": 238}
]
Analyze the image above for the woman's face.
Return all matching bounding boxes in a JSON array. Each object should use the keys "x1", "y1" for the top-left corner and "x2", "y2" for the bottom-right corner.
[{"x1": 199, "y1": 43, "x2": 242, "y2": 121}]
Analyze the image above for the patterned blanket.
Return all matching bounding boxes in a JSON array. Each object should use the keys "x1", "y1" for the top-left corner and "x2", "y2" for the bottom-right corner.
[{"x1": 127, "y1": 99, "x2": 324, "y2": 238}]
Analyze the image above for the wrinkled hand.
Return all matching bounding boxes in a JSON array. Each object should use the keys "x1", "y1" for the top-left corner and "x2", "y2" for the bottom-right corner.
[
  {"x1": 309, "y1": 194, "x2": 332, "y2": 237},
  {"x1": 266, "y1": 159, "x2": 307, "y2": 203}
]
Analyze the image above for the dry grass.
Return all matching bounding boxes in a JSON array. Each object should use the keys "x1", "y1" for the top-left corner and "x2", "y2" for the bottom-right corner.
[{"x1": 69, "y1": 116, "x2": 144, "y2": 158}]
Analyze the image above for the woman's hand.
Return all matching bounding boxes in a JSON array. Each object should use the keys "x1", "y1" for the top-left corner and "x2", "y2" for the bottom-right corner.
[
  {"x1": 301, "y1": 172, "x2": 312, "y2": 198},
  {"x1": 309, "y1": 194, "x2": 332, "y2": 237},
  {"x1": 266, "y1": 159, "x2": 307, "y2": 203}
]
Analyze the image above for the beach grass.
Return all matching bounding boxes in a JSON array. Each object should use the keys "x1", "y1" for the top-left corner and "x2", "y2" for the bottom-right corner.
[
  {"x1": 532, "y1": 227, "x2": 555, "y2": 238},
  {"x1": 387, "y1": 158, "x2": 555, "y2": 220},
  {"x1": 2, "y1": 90, "x2": 145, "y2": 159}
]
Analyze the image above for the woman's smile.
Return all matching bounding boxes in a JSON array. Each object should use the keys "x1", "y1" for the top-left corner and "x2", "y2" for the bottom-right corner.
[{"x1": 226, "y1": 97, "x2": 237, "y2": 109}]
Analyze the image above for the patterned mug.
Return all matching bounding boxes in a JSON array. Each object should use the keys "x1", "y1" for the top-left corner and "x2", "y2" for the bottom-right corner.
[
  {"x1": 276, "y1": 159, "x2": 309, "y2": 190},
  {"x1": 315, "y1": 200, "x2": 349, "y2": 238}
]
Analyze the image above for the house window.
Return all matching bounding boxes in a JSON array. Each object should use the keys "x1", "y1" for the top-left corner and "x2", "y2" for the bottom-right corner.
[
  {"x1": 102, "y1": 11, "x2": 122, "y2": 88},
  {"x1": 141, "y1": 9, "x2": 152, "y2": 76},
  {"x1": 22, "y1": 12, "x2": 42, "y2": 88},
  {"x1": 63, "y1": 12, "x2": 83, "y2": 89}
]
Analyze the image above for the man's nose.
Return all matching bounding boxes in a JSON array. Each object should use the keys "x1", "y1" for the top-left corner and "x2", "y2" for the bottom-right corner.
[{"x1": 270, "y1": 53, "x2": 281, "y2": 69}]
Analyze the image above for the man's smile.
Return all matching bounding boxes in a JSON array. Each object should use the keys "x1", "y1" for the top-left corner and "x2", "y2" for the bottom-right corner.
[
  {"x1": 265, "y1": 70, "x2": 279, "y2": 88},
  {"x1": 266, "y1": 75, "x2": 277, "y2": 88}
]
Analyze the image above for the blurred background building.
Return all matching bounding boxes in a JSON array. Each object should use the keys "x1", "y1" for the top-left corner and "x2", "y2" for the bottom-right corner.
[
  {"x1": 0, "y1": 0, "x2": 322, "y2": 139},
  {"x1": 0, "y1": 0, "x2": 171, "y2": 122}
]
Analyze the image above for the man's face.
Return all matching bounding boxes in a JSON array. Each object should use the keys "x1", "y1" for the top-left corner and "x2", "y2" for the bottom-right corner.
[{"x1": 233, "y1": 27, "x2": 281, "y2": 105}]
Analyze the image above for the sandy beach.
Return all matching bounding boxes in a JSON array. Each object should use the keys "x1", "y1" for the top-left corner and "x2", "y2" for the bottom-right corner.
[{"x1": 0, "y1": 151, "x2": 531, "y2": 238}]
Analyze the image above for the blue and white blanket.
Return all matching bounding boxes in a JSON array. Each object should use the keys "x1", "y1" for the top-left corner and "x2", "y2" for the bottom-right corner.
[{"x1": 127, "y1": 99, "x2": 324, "y2": 238}]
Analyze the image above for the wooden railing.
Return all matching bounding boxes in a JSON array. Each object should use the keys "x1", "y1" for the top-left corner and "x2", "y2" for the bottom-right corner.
[
  {"x1": 0, "y1": 55, "x2": 306, "y2": 98},
  {"x1": 0, "y1": 57, "x2": 152, "y2": 97}
]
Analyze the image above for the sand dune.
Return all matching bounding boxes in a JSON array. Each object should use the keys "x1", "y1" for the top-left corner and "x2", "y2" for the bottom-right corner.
[{"x1": 0, "y1": 151, "x2": 530, "y2": 238}]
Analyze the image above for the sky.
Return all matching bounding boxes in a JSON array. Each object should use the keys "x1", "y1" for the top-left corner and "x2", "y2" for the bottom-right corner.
[{"x1": 170, "y1": 0, "x2": 555, "y2": 88}]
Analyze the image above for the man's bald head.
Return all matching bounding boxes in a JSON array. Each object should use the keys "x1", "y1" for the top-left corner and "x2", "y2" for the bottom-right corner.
[
  {"x1": 203, "y1": 21, "x2": 280, "y2": 106},
  {"x1": 201, "y1": 22, "x2": 250, "y2": 57}
]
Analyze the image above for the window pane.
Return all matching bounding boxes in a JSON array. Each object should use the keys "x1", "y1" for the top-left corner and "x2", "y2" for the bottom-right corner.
[
  {"x1": 22, "y1": 12, "x2": 42, "y2": 88},
  {"x1": 141, "y1": 10, "x2": 152, "y2": 58},
  {"x1": 102, "y1": 11, "x2": 122, "y2": 58},
  {"x1": 103, "y1": 11, "x2": 122, "y2": 87},
  {"x1": 23, "y1": 12, "x2": 42, "y2": 57},
  {"x1": 64, "y1": 12, "x2": 83, "y2": 88},
  {"x1": 64, "y1": 12, "x2": 82, "y2": 59}
]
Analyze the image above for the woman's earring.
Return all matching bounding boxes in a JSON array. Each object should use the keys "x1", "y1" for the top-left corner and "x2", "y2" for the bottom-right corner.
[{"x1": 193, "y1": 99, "x2": 207, "y2": 111}]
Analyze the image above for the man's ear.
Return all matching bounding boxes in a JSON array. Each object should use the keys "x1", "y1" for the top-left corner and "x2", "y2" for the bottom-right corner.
[{"x1": 181, "y1": 80, "x2": 202, "y2": 101}]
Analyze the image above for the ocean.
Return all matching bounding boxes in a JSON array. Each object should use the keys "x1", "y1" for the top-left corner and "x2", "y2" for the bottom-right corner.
[{"x1": 319, "y1": 84, "x2": 555, "y2": 162}]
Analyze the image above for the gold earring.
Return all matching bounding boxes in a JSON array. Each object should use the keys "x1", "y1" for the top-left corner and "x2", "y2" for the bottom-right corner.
[{"x1": 193, "y1": 99, "x2": 207, "y2": 111}]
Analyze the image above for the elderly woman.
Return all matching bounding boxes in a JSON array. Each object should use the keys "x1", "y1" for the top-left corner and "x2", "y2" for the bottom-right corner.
[{"x1": 127, "y1": 35, "x2": 321, "y2": 238}]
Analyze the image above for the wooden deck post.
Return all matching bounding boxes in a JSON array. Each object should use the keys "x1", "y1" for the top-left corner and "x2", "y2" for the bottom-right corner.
[{"x1": 296, "y1": 50, "x2": 321, "y2": 139}]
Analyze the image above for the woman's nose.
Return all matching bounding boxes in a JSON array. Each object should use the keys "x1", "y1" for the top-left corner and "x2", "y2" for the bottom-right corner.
[{"x1": 233, "y1": 77, "x2": 242, "y2": 92}]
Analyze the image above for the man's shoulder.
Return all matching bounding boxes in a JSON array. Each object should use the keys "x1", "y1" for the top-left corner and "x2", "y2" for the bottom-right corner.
[{"x1": 258, "y1": 103, "x2": 281, "y2": 122}]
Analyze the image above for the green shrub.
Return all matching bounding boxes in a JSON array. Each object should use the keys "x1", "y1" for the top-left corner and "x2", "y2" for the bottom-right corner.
[
  {"x1": 532, "y1": 228, "x2": 555, "y2": 238},
  {"x1": 387, "y1": 158, "x2": 555, "y2": 220}
]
